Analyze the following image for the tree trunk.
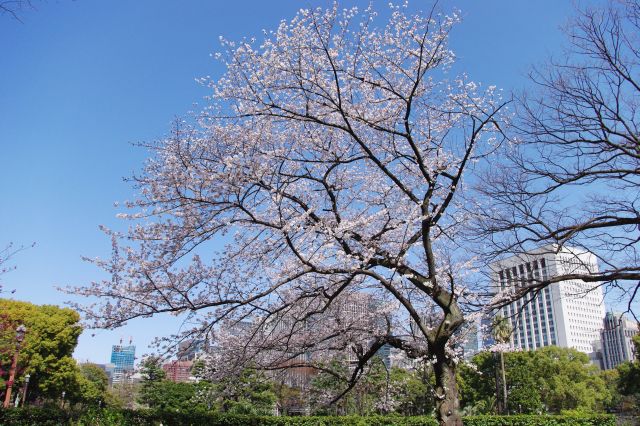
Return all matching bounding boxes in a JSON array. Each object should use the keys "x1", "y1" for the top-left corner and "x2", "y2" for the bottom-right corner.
[
  {"x1": 500, "y1": 351, "x2": 507, "y2": 414},
  {"x1": 433, "y1": 353, "x2": 462, "y2": 426},
  {"x1": 494, "y1": 352, "x2": 501, "y2": 414}
]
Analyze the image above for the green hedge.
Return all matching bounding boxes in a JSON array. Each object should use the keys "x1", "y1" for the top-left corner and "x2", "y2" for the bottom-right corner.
[
  {"x1": 80, "y1": 411, "x2": 439, "y2": 425},
  {"x1": 0, "y1": 408, "x2": 616, "y2": 426},
  {"x1": 463, "y1": 415, "x2": 616, "y2": 426},
  {"x1": 0, "y1": 407, "x2": 72, "y2": 426}
]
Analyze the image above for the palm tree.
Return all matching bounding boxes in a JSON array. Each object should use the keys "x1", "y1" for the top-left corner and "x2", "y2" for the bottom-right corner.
[{"x1": 491, "y1": 315, "x2": 512, "y2": 414}]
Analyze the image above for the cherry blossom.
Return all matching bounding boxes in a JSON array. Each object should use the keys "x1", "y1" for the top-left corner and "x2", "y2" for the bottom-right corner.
[{"x1": 68, "y1": 3, "x2": 507, "y2": 424}]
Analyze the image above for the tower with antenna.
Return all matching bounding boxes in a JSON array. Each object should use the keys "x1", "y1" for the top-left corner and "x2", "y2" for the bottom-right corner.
[{"x1": 110, "y1": 337, "x2": 136, "y2": 384}]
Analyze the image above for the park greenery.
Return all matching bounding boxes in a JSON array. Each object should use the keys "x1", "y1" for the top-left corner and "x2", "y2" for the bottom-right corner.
[
  {"x1": 5, "y1": 297, "x2": 637, "y2": 420},
  {"x1": 0, "y1": 299, "x2": 84, "y2": 404},
  {"x1": 0, "y1": 408, "x2": 619, "y2": 426}
]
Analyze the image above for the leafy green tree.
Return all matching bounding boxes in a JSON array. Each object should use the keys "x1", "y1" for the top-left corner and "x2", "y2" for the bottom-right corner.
[
  {"x1": 460, "y1": 346, "x2": 611, "y2": 414},
  {"x1": 140, "y1": 380, "x2": 196, "y2": 411},
  {"x1": 107, "y1": 379, "x2": 139, "y2": 409},
  {"x1": 504, "y1": 351, "x2": 543, "y2": 414},
  {"x1": 458, "y1": 352, "x2": 497, "y2": 415},
  {"x1": 599, "y1": 368, "x2": 621, "y2": 412},
  {"x1": 0, "y1": 299, "x2": 82, "y2": 404},
  {"x1": 351, "y1": 358, "x2": 390, "y2": 415},
  {"x1": 309, "y1": 359, "x2": 350, "y2": 415},
  {"x1": 137, "y1": 361, "x2": 276, "y2": 413},
  {"x1": 309, "y1": 358, "x2": 391, "y2": 415},
  {"x1": 137, "y1": 357, "x2": 206, "y2": 411},
  {"x1": 76, "y1": 363, "x2": 109, "y2": 406},
  {"x1": 535, "y1": 347, "x2": 610, "y2": 413},
  {"x1": 616, "y1": 334, "x2": 640, "y2": 413},
  {"x1": 190, "y1": 379, "x2": 220, "y2": 412},
  {"x1": 140, "y1": 356, "x2": 166, "y2": 383},
  {"x1": 190, "y1": 359, "x2": 207, "y2": 380},
  {"x1": 217, "y1": 368, "x2": 276, "y2": 415},
  {"x1": 138, "y1": 356, "x2": 166, "y2": 408},
  {"x1": 388, "y1": 364, "x2": 434, "y2": 416}
]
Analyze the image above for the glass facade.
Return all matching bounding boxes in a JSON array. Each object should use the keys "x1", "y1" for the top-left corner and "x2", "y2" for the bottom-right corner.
[{"x1": 110, "y1": 344, "x2": 135, "y2": 383}]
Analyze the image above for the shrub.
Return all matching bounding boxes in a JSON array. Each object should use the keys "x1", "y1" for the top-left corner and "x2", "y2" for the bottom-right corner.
[
  {"x1": 0, "y1": 408, "x2": 616, "y2": 426},
  {"x1": 463, "y1": 414, "x2": 616, "y2": 426},
  {"x1": 0, "y1": 407, "x2": 71, "y2": 426}
]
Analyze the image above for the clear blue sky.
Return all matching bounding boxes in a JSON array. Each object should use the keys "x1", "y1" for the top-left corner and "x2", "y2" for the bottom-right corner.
[{"x1": 0, "y1": 0, "x2": 585, "y2": 364}]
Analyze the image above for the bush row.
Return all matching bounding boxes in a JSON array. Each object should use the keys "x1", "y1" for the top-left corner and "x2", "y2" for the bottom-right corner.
[
  {"x1": 0, "y1": 408, "x2": 617, "y2": 426},
  {"x1": 463, "y1": 415, "x2": 616, "y2": 426},
  {"x1": 0, "y1": 407, "x2": 71, "y2": 426}
]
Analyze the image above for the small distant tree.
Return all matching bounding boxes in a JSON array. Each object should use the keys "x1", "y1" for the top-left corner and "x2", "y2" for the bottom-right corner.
[
  {"x1": 309, "y1": 357, "x2": 433, "y2": 416},
  {"x1": 207, "y1": 368, "x2": 276, "y2": 415},
  {"x1": 108, "y1": 379, "x2": 139, "y2": 410},
  {"x1": 390, "y1": 364, "x2": 434, "y2": 416},
  {"x1": 140, "y1": 380, "x2": 196, "y2": 411},
  {"x1": 310, "y1": 357, "x2": 390, "y2": 416},
  {"x1": 77, "y1": 363, "x2": 109, "y2": 406},
  {"x1": 140, "y1": 356, "x2": 166, "y2": 383},
  {"x1": 274, "y1": 382, "x2": 304, "y2": 416},
  {"x1": 138, "y1": 356, "x2": 167, "y2": 408}
]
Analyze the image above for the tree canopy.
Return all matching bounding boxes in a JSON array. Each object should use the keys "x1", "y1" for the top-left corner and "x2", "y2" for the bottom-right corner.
[
  {"x1": 616, "y1": 334, "x2": 640, "y2": 413},
  {"x1": 0, "y1": 299, "x2": 82, "y2": 404},
  {"x1": 77, "y1": 363, "x2": 110, "y2": 406},
  {"x1": 70, "y1": 4, "x2": 507, "y2": 424},
  {"x1": 460, "y1": 347, "x2": 613, "y2": 415}
]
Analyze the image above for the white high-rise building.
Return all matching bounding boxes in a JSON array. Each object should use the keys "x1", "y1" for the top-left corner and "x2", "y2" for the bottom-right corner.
[{"x1": 490, "y1": 245, "x2": 605, "y2": 358}]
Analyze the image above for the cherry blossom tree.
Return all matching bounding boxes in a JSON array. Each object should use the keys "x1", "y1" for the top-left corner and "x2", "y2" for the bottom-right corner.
[{"x1": 71, "y1": 4, "x2": 506, "y2": 424}]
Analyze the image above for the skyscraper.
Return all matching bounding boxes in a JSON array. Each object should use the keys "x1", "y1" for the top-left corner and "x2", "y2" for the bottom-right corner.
[
  {"x1": 600, "y1": 312, "x2": 639, "y2": 369},
  {"x1": 110, "y1": 340, "x2": 136, "y2": 384},
  {"x1": 177, "y1": 339, "x2": 209, "y2": 361},
  {"x1": 490, "y1": 245, "x2": 605, "y2": 360}
]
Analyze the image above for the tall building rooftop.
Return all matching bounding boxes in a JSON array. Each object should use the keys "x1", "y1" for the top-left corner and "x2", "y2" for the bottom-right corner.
[
  {"x1": 489, "y1": 245, "x2": 605, "y2": 360},
  {"x1": 110, "y1": 340, "x2": 136, "y2": 384},
  {"x1": 600, "y1": 312, "x2": 639, "y2": 369}
]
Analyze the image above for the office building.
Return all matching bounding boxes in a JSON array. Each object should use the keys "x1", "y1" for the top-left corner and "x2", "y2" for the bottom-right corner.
[
  {"x1": 163, "y1": 360, "x2": 195, "y2": 382},
  {"x1": 490, "y1": 245, "x2": 605, "y2": 359},
  {"x1": 110, "y1": 340, "x2": 136, "y2": 384},
  {"x1": 177, "y1": 339, "x2": 209, "y2": 361},
  {"x1": 600, "y1": 312, "x2": 639, "y2": 369}
]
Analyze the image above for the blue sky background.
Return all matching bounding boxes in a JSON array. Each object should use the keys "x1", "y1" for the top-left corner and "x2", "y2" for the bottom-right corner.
[{"x1": 0, "y1": 0, "x2": 590, "y2": 364}]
